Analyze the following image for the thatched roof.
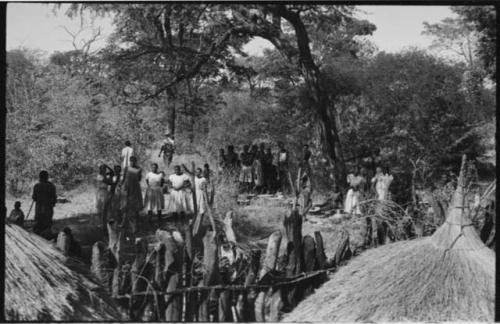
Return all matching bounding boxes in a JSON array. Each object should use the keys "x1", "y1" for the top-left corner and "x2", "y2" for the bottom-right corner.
[
  {"x1": 285, "y1": 155, "x2": 495, "y2": 322},
  {"x1": 5, "y1": 224, "x2": 126, "y2": 321}
]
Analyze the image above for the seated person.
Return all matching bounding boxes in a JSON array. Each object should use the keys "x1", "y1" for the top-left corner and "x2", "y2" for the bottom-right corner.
[{"x1": 8, "y1": 201, "x2": 25, "y2": 227}]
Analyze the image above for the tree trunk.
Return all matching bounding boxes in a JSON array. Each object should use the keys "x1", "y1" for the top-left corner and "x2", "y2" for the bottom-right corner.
[
  {"x1": 277, "y1": 7, "x2": 347, "y2": 190},
  {"x1": 166, "y1": 87, "x2": 176, "y2": 136}
]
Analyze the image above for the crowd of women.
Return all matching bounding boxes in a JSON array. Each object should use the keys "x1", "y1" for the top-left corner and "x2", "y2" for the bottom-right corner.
[
  {"x1": 95, "y1": 139, "x2": 396, "y2": 241},
  {"x1": 96, "y1": 141, "x2": 214, "y2": 241}
]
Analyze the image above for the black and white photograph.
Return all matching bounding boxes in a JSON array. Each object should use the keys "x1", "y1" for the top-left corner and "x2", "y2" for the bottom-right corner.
[{"x1": 3, "y1": 2, "x2": 497, "y2": 322}]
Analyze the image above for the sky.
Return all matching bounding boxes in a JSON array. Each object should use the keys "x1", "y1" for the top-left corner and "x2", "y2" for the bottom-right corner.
[{"x1": 6, "y1": 4, "x2": 458, "y2": 57}]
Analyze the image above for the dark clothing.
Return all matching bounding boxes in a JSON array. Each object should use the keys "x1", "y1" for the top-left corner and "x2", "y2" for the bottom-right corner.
[
  {"x1": 32, "y1": 181, "x2": 57, "y2": 235},
  {"x1": 8, "y1": 209, "x2": 25, "y2": 227},
  {"x1": 303, "y1": 149, "x2": 312, "y2": 163},
  {"x1": 240, "y1": 152, "x2": 253, "y2": 167},
  {"x1": 225, "y1": 151, "x2": 239, "y2": 175},
  {"x1": 261, "y1": 152, "x2": 274, "y2": 192},
  {"x1": 301, "y1": 149, "x2": 312, "y2": 175}
]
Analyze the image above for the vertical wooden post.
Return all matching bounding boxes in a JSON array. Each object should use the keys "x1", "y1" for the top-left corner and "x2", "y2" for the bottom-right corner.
[
  {"x1": 223, "y1": 211, "x2": 237, "y2": 244},
  {"x1": 259, "y1": 231, "x2": 282, "y2": 281},
  {"x1": 218, "y1": 284, "x2": 232, "y2": 320},
  {"x1": 314, "y1": 231, "x2": 327, "y2": 270},
  {"x1": 184, "y1": 225, "x2": 194, "y2": 322},
  {"x1": 198, "y1": 281, "x2": 209, "y2": 322},
  {"x1": 156, "y1": 230, "x2": 184, "y2": 322},
  {"x1": 255, "y1": 232, "x2": 282, "y2": 322},
  {"x1": 130, "y1": 238, "x2": 149, "y2": 320},
  {"x1": 107, "y1": 220, "x2": 122, "y2": 265},
  {"x1": 91, "y1": 241, "x2": 116, "y2": 289},
  {"x1": 154, "y1": 243, "x2": 166, "y2": 288},
  {"x1": 241, "y1": 249, "x2": 260, "y2": 321},
  {"x1": 302, "y1": 235, "x2": 317, "y2": 297},
  {"x1": 254, "y1": 288, "x2": 266, "y2": 322},
  {"x1": 364, "y1": 216, "x2": 373, "y2": 248},
  {"x1": 269, "y1": 288, "x2": 283, "y2": 322},
  {"x1": 370, "y1": 217, "x2": 379, "y2": 248},
  {"x1": 191, "y1": 161, "x2": 198, "y2": 216},
  {"x1": 197, "y1": 230, "x2": 219, "y2": 321},
  {"x1": 334, "y1": 229, "x2": 352, "y2": 266},
  {"x1": 303, "y1": 235, "x2": 317, "y2": 272},
  {"x1": 283, "y1": 208, "x2": 303, "y2": 308}
]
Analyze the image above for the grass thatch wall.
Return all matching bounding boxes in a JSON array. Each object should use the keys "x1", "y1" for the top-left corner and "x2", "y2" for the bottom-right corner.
[
  {"x1": 284, "y1": 155, "x2": 495, "y2": 322},
  {"x1": 5, "y1": 224, "x2": 126, "y2": 321}
]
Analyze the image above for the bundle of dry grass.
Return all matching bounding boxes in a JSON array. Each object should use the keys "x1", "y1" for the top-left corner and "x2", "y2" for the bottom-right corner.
[
  {"x1": 285, "y1": 155, "x2": 495, "y2": 322},
  {"x1": 5, "y1": 224, "x2": 125, "y2": 321}
]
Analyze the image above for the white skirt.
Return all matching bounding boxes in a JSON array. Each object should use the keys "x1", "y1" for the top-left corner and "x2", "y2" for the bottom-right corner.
[
  {"x1": 165, "y1": 189, "x2": 193, "y2": 214},
  {"x1": 345, "y1": 189, "x2": 361, "y2": 215},
  {"x1": 144, "y1": 187, "x2": 165, "y2": 212}
]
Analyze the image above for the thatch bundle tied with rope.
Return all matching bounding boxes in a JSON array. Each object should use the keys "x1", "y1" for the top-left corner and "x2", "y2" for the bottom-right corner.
[
  {"x1": 5, "y1": 224, "x2": 125, "y2": 321},
  {"x1": 285, "y1": 155, "x2": 495, "y2": 322}
]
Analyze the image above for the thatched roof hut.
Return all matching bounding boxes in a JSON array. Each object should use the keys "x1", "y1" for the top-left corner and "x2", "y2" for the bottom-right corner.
[
  {"x1": 285, "y1": 155, "x2": 495, "y2": 322},
  {"x1": 5, "y1": 224, "x2": 126, "y2": 321}
]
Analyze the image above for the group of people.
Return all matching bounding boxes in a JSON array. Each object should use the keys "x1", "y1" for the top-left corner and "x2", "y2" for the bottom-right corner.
[
  {"x1": 7, "y1": 134, "x2": 395, "y2": 243},
  {"x1": 7, "y1": 170, "x2": 58, "y2": 239},
  {"x1": 95, "y1": 140, "x2": 214, "y2": 240},
  {"x1": 218, "y1": 142, "x2": 313, "y2": 195},
  {"x1": 343, "y1": 165, "x2": 394, "y2": 215}
]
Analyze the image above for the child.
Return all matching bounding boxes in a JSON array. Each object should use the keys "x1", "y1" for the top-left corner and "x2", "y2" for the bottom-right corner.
[{"x1": 8, "y1": 201, "x2": 25, "y2": 227}]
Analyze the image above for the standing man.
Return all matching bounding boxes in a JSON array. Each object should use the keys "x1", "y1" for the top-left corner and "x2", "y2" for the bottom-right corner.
[
  {"x1": 276, "y1": 141, "x2": 290, "y2": 194},
  {"x1": 239, "y1": 145, "x2": 254, "y2": 193},
  {"x1": 301, "y1": 144, "x2": 312, "y2": 176},
  {"x1": 159, "y1": 133, "x2": 175, "y2": 168},
  {"x1": 262, "y1": 146, "x2": 274, "y2": 194},
  {"x1": 120, "y1": 156, "x2": 143, "y2": 241},
  {"x1": 32, "y1": 170, "x2": 57, "y2": 237},
  {"x1": 225, "y1": 145, "x2": 239, "y2": 177},
  {"x1": 121, "y1": 140, "x2": 134, "y2": 171}
]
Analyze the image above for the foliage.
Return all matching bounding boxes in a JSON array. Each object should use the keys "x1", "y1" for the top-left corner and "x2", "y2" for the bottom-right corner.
[
  {"x1": 452, "y1": 6, "x2": 496, "y2": 80},
  {"x1": 6, "y1": 49, "x2": 160, "y2": 194},
  {"x1": 6, "y1": 4, "x2": 496, "y2": 206}
]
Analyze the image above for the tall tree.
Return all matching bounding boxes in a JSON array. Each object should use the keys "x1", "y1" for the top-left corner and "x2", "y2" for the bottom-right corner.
[
  {"x1": 63, "y1": 4, "x2": 375, "y2": 188},
  {"x1": 452, "y1": 6, "x2": 496, "y2": 80}
]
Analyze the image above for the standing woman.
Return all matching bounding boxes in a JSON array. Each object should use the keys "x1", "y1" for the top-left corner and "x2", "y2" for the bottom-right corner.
[
  {"x1": 166, "y1": 165, "x2": 193, "y2": 224},
  {"x1": 192, "y1": 168, "x2": 209, "y2": 236},
  {"x1": 345, "y1": 166, "x2": 365, "y2": 215},
  {"x1": 120, "y1": 156, "x2": 143, "y2": 241},
  {"x1": 372, "y1": 166, "x2": 394, "y2": 201},
  {"x1": 144, "y1": 163, "x2": 165, "y2": 225},
  {"x1": 96, "y1": 164, "x2": 113, "y2": 234}
]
